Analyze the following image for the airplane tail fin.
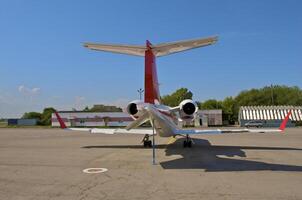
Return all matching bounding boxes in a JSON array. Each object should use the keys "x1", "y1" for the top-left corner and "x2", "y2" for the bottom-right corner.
[
  {"x1": 54, "y1": 111, "x2": 67, "y2": 129},
  {"x1": 144, "y1": 40, "x2": 160, "y2": 104},
  {"x1": 84, "y1": 36, "x2": 218, "y2": 104},
  {"x1": 279, "y1": 110, "x2": 292, "y2": 132}
]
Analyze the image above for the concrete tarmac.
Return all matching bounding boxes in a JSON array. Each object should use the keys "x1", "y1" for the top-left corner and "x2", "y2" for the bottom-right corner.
[{"x1": 0, "y1": 127, "x2": 302, "y2": 200}]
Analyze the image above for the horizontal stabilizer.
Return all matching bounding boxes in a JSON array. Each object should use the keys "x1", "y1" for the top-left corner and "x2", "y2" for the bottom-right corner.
[
  {"x1": 153, "y1": 36, "x2": 218, "y2": 56},
  {"x1": 83, "y1": 43, "x2": 146, "y2": 56},
  {"x1": 83, "y1": 36, "x2": 218, "y2": 57}
]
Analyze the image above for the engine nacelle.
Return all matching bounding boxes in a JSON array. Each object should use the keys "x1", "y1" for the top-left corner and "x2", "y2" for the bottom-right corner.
[
  {"x1": 179, "y1": 99, "x2": 198, "y2": 121},
  {"x1": 126, "y1": 100, "x2": 145, "y2": 118}
]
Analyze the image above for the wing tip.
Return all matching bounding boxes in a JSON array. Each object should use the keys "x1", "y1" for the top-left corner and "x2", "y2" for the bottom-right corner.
[
  {"x1": 278, "y1": 110, "x2": 292, "y2": 132},
  {"x1": 54, "y1": 111, "x2": 67, "y2": 129}
]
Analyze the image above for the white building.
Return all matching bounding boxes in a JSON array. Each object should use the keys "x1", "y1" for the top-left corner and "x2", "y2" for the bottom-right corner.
[{"x1": 239, "y1": 106, "x2": 302, "y2": 127}]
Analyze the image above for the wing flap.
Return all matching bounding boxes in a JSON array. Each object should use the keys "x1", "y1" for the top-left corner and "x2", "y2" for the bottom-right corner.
[
  {"x1": 90, "y1": 128, "x2": 153, "y2": 135},
  {"x1": 179, "y1": 128, "x2": 282, "y2": 135}
]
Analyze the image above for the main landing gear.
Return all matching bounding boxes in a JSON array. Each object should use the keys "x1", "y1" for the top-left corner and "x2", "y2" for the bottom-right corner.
[
  {"x1": 142, "y1": 134, "x2": 152, "y2": 148},
  {"x1": 183, "y1": 134, "x2": 192, "y2": 148}
]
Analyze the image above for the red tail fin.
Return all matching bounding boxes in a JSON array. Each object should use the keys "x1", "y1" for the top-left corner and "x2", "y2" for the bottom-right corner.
[
  {"x1": 145, "y1": 40, "x2": 160, "y2": 104},
  {"x1": 279, "y1": 110, "x2": 292, "y2": 132},
  {"x1": 54, "y1": 111, "x2": 67, "y2": 129}
]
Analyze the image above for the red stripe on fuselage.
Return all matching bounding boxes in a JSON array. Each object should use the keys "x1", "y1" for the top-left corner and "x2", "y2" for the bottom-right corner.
[{"x1": 144, "y1": 40, "x2": 160, "y2": 104}]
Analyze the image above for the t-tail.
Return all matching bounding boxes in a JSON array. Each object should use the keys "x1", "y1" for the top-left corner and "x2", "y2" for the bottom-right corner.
[
  {"x1": 145, "y1": 40, "x2": 160, "y2": 104},
  {"x1": 84, "y1": 36, "x2": 218, "y2": 104}
]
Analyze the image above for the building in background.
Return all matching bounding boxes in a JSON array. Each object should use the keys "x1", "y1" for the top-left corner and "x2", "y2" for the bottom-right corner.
[
  {"x1": 195, "y1": 110, "x2": 223, "y2": 127},
  {"x1": 7, "y1": 119, "x2": 37, "y2": 126},
  {"x1": 51, "y1": 111, "x2": 133, "y2": 127},
  {"x1": 239, "y1": 106, "x2": 302, "y2": 127}
]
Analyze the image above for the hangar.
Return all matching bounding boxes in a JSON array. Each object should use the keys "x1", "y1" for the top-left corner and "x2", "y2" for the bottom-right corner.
[
  {"x1": 239, "y1": 106, "x2": 302, "y2": 127},
  {"x1": 51, "y1": 111, "x2": 133, "y2": 127}
]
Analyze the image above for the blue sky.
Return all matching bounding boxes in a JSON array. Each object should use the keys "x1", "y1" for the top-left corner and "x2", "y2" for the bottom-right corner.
[{"x1": 0, "y1": 0, "x2": 301, "y2": 117}]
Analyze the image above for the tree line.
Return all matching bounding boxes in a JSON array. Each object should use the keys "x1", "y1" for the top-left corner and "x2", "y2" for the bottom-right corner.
[{"x1": 22, "y1": 107, "x2": 56, "y2": 126}]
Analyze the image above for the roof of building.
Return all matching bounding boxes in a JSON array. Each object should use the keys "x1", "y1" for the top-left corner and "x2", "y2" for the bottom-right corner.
[{"x1": 239, "y1": 106, "x2": 302, "y2": 121}]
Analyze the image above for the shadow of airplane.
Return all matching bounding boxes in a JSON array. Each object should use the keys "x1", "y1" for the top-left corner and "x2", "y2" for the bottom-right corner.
[{"x1": 82, "y1": 138, "x2": 302, "y2": 172}]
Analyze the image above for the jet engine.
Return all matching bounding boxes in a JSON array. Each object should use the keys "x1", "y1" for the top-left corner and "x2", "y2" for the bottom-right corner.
[
  {"x1": 126, "y1": 100, "x2": 145, "y2": 118},
  {"x1": 179, "y1": 99, "x2": 198, "y2": 121}
]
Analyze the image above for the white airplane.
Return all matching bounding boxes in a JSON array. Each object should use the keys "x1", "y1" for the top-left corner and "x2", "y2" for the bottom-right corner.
[{"x1": 55, "y1": 36, "x2": 292, "y2": 148}]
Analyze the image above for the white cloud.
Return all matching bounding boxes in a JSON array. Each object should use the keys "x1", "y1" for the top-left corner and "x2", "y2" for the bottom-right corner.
[
  {"x1": 31, "y1": 87, "x2": 40, "y2": 93},
  {"x1": 18, "y1": 85, "x2": 41, "y2": 96},
  {"x1": 74, "y1": 96, "x2": 86, "y2": 110}
]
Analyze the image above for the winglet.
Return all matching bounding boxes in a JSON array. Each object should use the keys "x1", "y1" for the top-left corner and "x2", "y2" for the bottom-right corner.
[
  {"x1": 279, "y1": 110, "x2": 292, "y2": 132},
  {"x1": 54, "y1": 111, "x2": 67, "y2": 129}
]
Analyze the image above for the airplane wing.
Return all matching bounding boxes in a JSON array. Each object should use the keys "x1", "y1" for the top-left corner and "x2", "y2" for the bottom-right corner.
[
  {"x1": 54, "y1": 112, "x2": 153, "y2": 135},
  {"x1": 83, "y1": 36, "x2": 218, "y2": 57},
  {"x1": 177, "y1": 111, "x2": 292, "y2": 135},
  {"x1": 178, "y1": 128, "x2": 281, "y2": 135},
  {"x1": 90, "y1": 128, "x2": 153, "y2": 135},
  {"x1": 125, "y1": 109, "x2": 149, "y2": 130}
]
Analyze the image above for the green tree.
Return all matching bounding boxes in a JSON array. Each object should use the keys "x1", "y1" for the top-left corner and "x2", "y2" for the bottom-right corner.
[
  {"x1": 161, "y1": 88, "x2": 193, "y2": 107},
  {"x1": 221, "y1": 97, "x2": 236, "y2": 123},
  {"x1": 83, "y1": 106, "x2": 90, "y2": 111},
  {"x1": 198, "y1": 99, "x2": 222, "y2": 110},
  {"x1": 22, "y1": 112, "x2": 42, "y2": 120},
  {"x1": 234, "y1": 85, "x2": 302, "y2": 106},
  {"x1": 89, "y1": 104, "x2": 122, "y2": 112},
  {"x1": 40, "y1": 107, "x2": 56, "y2": 126},
  {"x1": 22, "y1": 108, "x2": 56, "y2": 126}
]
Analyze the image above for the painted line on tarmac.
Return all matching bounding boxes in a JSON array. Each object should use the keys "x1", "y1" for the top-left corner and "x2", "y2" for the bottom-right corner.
[
  {"x1": 82, "y1": 168, "x2": 108, "y2": 174},
  {"x1": 167, "y1": 136, "x2": 176, "y2": 144}
]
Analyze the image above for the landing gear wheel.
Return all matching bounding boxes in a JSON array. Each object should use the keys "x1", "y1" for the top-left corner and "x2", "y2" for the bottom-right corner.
[
  {"x1": 183, "y1": 140, "x2": 187, "y2": 148},
  {"x1": 187, "y1": 140, "x2": 192, "y2": 148},
  {"x1": 144, "y1": 140, "x2": 152, "y2": 148},
  {"x1": 183, "y1": 134, "x2": 192, "y2": 148},
  {"x1": 142, "y1": 134, "x2": 152, "y2": 148}
]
